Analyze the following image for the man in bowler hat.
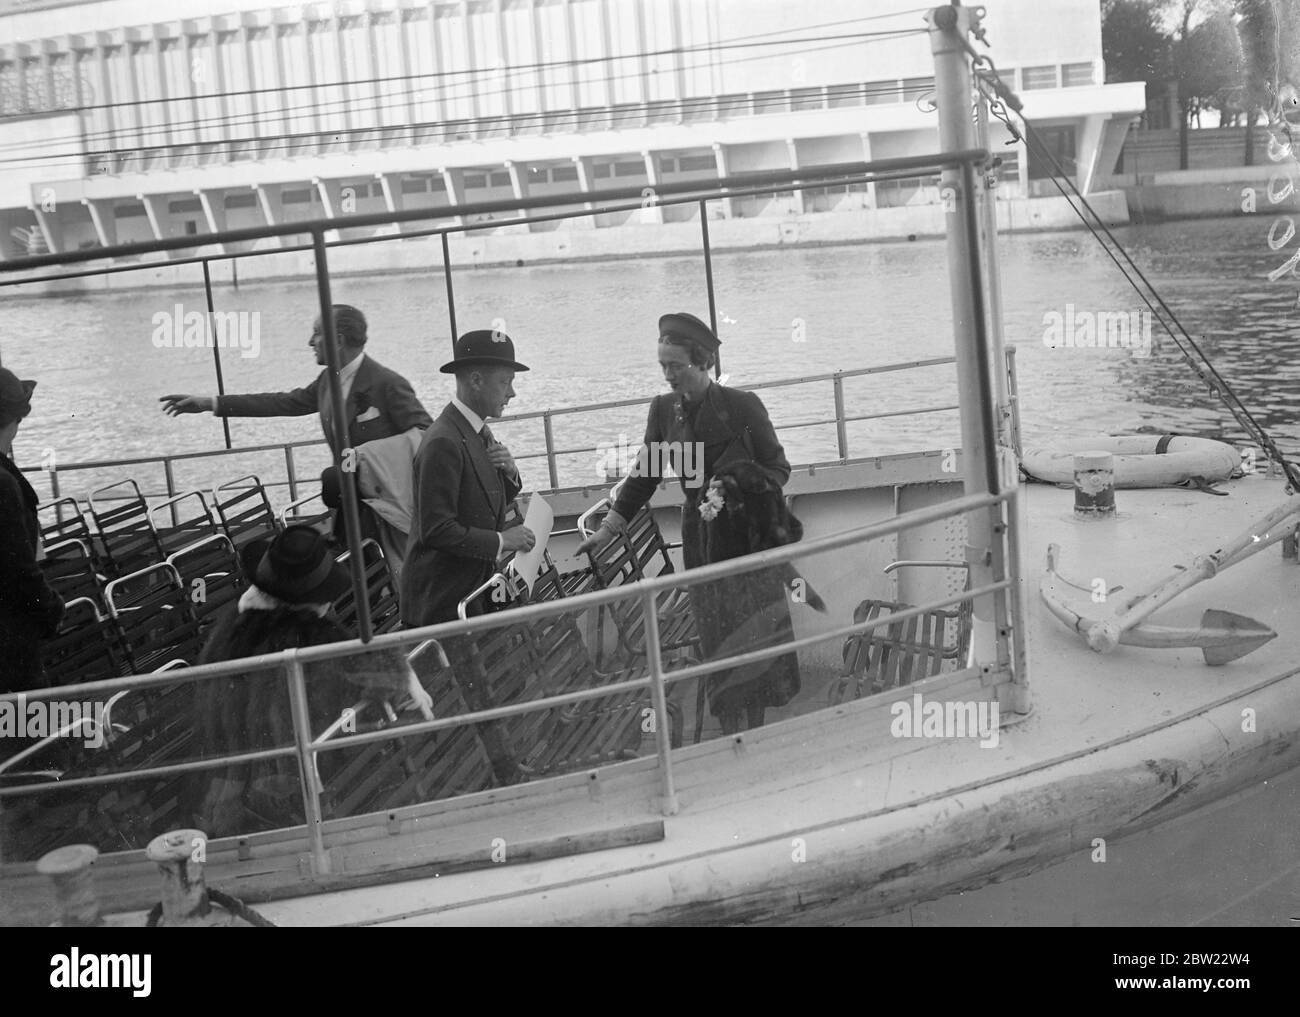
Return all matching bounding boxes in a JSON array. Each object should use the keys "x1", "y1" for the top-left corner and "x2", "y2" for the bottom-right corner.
[{"x1": 400, "y1": 329, "x2": 535, "y2": 784}]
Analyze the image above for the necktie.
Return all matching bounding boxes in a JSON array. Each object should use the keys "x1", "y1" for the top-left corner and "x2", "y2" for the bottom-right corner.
[{"x1": 479, "y1": 424, "x2": 494, "y2": 448}]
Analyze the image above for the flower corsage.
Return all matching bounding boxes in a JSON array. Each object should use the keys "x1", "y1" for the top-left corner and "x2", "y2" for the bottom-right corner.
[{"x1": 698, "y1": 479, "x2": 725, "y2": 521}]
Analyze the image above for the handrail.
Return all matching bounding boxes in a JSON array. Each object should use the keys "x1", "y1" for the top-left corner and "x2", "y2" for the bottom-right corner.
[
  {"x1": 0, "y1": 487, "x2": 1015, "y2": 835},
  {"x1": 6, "y1": 488, "x2": 1007, "y2": 705},
  {"x1": 17, "y1": 354, "x2": 966, "y2": 504}
]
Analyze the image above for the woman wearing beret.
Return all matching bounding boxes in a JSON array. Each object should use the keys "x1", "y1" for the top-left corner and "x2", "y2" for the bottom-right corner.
[
  {"x1": 577, "y1": 313, "x2": 802, "y2": 735},
  {"x1": 0, "y1": 369, "x2": 65, "y2": 693}
]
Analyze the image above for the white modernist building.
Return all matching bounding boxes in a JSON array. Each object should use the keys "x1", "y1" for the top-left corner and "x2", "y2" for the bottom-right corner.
[{"x1": 0, "y1": 0, "x2": 1145, "y2": 265}]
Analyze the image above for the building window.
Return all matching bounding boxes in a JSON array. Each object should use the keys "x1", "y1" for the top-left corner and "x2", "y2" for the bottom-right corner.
[
  {"x1": 168, "y1": 199, "x2": 203, "y2": 214},
  {"x1": 223, "y1": 193, "x2": 258, "y2": 209},
  {"x1": 678, "y1": 154, "x2": 717, "y2": 173},
  {"x1": 552, "y1": 165, "x2": 579, "y2": 182},
  {"x1": 489, "y1": 170, "x2": 512, "y2": 187},
  {"x1": 658, "y1": 157, "x2": 677, "y2": 174},
  {"x1": 716, "y1": 94, "x2": 748, "y2": 119},
  {"x1": 1062, "y1": 62, "x2": 1095, "y2": 87},
  {"x1": 1022, "y1": 66, "x2": 1058, "y2": 90},
  {"x1": 592, "y1": 163, "x2": 612, "y2": 179},
  {"x1": 864, "y1": 80, "x2": 902, "y2": 105},
  {"x1": 754, "y1": 90, "x2": 790, "y2": 114},
  {"x1": 613, "y1": 160, "x2": 645, "y2": 177},
  {"x1": 282, "y1": 189, "x2": 313, "y2": 204},
  {"x1": 901, "y1": 76, "x2": 935, "y2": 103},
  {"x1": 1027, "y1": 125, "x2": 1076, "y2": 178},
  {"x1": 464, "y1": 173, "x2": 487, "y2": 189},
  {"x1": 828, "y1": 83, "x2": 866, "y2": 108},
  {"x1": 790, "y1": 87, "x2": 825, "y2": 111}
]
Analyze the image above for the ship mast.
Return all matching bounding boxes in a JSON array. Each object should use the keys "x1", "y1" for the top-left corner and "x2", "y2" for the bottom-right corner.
[{"x1": 927, "y1": 3, "x2": 1016, "y2": 687}]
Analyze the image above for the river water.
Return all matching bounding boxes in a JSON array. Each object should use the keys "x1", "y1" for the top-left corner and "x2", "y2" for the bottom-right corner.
[{"x1": 5, "y1": 214, "x2": 1299, "y2": 497}]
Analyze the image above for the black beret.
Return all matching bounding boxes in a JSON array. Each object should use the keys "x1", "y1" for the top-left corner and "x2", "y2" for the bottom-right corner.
[{"x1": 658, "y1": 312, "x2": 719, "y2": 352}]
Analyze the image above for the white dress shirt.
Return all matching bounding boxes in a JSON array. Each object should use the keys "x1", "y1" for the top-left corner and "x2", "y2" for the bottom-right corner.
[{"x1": 339, "y1": 350, "x2": 366, "y2": 403}]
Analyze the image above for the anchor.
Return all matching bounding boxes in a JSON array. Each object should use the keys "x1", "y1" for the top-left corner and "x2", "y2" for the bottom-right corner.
[{"x1": 1039, "y1": 497, "x2": 1299, "y2": 664}]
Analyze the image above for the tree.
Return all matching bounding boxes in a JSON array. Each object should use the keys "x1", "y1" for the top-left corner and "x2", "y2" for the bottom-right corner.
[{"x1": 1102, "y1": 0, "x2": 1174, "y2": 86}]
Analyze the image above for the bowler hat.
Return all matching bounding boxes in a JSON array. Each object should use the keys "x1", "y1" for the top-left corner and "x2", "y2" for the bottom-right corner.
[
  {"x1": 439, "y1": 329, "x2": 530, "y2": 374},
  {"x1": 0, "y1": 368, "x2": 36, "y2": 423},
  {"x1": 659, "y1": 312, "x2": 720, "y2": 352},
  {"x1": 240, "y1": 525, "x2": 351, "y2": 604}
]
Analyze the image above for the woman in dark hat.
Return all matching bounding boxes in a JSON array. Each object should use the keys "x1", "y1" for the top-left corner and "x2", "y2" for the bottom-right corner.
[
  {"x1": 189, "y1": 525, "x2": 432, "y2": 836},
  {"x1": 0, "y1": 368, "x2": 64, "y2": 693},
  {"x1": 576, "y1": 314, "x2": 807, "y2": 735}
]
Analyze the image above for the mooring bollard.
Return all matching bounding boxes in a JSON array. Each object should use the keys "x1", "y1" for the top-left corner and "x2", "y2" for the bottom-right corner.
[
  {"x1": 146, "y1": 828, "x2": 231, "y2": 927},
  {"x1": 1073, "y1": 451, "x2": 1116, "y2": 518},
  {"x1": 37, "y1": 844, "x2": 101, "y2": 927}
]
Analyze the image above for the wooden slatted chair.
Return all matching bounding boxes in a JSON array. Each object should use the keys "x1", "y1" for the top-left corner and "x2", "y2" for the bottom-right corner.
[
  {"x1": 167, "y1": 533, "x2": 244, "y2": 642},
  {"x1": 317, "y1": 640, "x2": 496, "y2": 817},
  {"x1": 150, "y1": 490, "x2": 221, "y2": 559},
  {"x1": 279, "y1": 492, "x2": 332, "y2": 534},
  {"x1": 89, "y1": 478, "x2": 165, "y2": 579},
  {"x1": 38, "y1": 497, "x2": 97, "y2": 559},
  {"x1": 332, "y1": 539, "x2": 402, "y2": 635},
  {"x1": 40, "y1": 596, "x2": 128, "y2": 685},
  {"x1": 578, "y1": 499, "x2": 700, "y2": 669},
  {"x1": 212, "y1": 474, "x2": 279, "y2": 552},
  {"x1": 40, "y1": 537, "x2": 105, "y2": 606},
  {"x1": 829, "y1": 561, "x2": 974, "y2": 704},
  {"x1": 105, "y1": 562, "x2": 204, "y2": 674}
]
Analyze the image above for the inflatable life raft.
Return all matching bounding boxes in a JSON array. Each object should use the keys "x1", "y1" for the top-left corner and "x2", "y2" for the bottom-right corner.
[{"x1": 1021, "y1": 434, "x2": 1240, "y2": 488}]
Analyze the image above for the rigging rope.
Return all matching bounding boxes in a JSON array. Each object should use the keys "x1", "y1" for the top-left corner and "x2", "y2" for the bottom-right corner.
[{"x1": 965, "y1": 46, "x2": 1300, "y2": 494}]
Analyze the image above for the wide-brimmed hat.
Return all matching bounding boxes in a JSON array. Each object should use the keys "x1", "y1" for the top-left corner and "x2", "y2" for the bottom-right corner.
[
  {"x1": 659, "y1": 312, "x2": 720, "y2": 352},
  {"x1": 439, "y1": 329, "x2": 530, "y2": 374},
  {"x1": 240, "y1": 525, "x2": 351, "y2": 604},
  {"x1": 0, "y1": 368, "x2": 36, "y2": 423}
]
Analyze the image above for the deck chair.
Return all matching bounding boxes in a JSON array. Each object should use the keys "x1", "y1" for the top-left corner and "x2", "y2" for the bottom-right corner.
[
  {"x1": 332, "y1": 539, "x2": 402, "y2": 635},
  {"x1": 104, "y1": 562, "x2": 204, "y2": 673},
  {"x1": 829, "y1": 560, "x2": 974, "y2": 704},
  {"x1": 40, "y1": 596, "x2": 128, "y2": 685},
  {"x1": 212, "y1": 474, "x2": 279, "y2": 552},
  {"x1": 40, "y1": 536, "x2": 105, "y2": 606},
  {"x1": 89, "y1": 478, "x2": 165, "y2": 578},
  {"x1": 279, "y1": 492, "x2": 332, "y2": 534},
  {"x1": 577, "y1": 499, "x2": 700, "y2": 670},
  {"x1": 38, "y1": 497, "x2": 97, "y2": 559},
  {"x1": 167, "y1": 533, "x2": 244, "y2": 642},
  {"x1": 150, "y1": 490, "x2": 221, "y2": 559}
]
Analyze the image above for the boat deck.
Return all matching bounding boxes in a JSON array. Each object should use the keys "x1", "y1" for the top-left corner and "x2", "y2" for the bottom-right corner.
[
  {"x1": 7, "y1": 471, "x2": 1298, "y2": 926},
  {"x1": 238, "y1": 472, "x2": 1300, "y2": 925}
]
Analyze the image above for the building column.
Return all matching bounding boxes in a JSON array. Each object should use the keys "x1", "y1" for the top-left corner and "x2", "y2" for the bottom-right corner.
[
  {"x1": 786, "y1": 138, "x2": 805, "y2": 215},
  {"x1": 196, "y1": 189, "x2": 229, "y2": 254},
  {"x1": 505, "y1": 160, "x2": 528, "y2": 222},
  {"x1": 859, "y1": 132, "x2": 878, "y2": 209},
  {"x1": 712, "y1": 143, "x2": 735, "y2": 218},
  {"x1": 376, "y1": 172, "x2": 410, "y2": 234},
  {"x1": 82, "y1": 198, "x2": 117, "y2": 248},
  {"x1": 253, "y1": 183, "x2": 297, "y2": 249},
  {"x1": 31, "y1": 205, "x2": 64, "y2": 253},
  {"x1": 640, "y1": 150, "x2": 663, "y2": 223},
  {"x1": 313, "y1": 177, "x2": 343, "y2": 240},
  {"x1": 440, "y1": 168, "x2": 467, "y2": 227}
]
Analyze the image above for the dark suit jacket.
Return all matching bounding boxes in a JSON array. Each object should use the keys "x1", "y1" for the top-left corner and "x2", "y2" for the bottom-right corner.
[
  {"x1": 612, "y1": 383, "x2": 790, "y2": 570},
  {"x1": 400, "y1": 403, "x2": 523, "y2": 628},
  {"x1": 215, "y1": 355, "x2": 431, "y2": 458},
  {"x1": 1, "y1": 455, "x2": 65, "y2": 692}
]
